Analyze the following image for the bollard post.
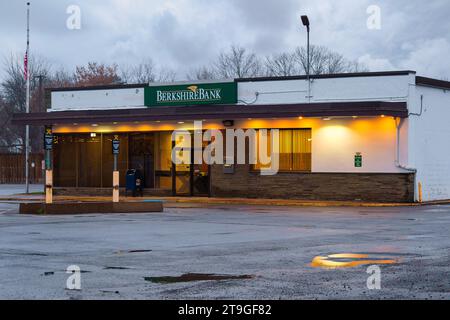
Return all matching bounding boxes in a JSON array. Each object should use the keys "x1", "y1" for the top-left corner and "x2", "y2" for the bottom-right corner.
[
  {"x1": 44, "y1": 126, "x2": 53, "y2": 204},
  {"x1": 112, "y1": 135, "x2": 120, "y2": 203}
]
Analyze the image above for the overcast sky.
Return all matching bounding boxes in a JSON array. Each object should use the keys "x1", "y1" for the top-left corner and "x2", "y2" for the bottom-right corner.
[{"x1": 1, "y1": 0, "x2": 450, "y2": 81}]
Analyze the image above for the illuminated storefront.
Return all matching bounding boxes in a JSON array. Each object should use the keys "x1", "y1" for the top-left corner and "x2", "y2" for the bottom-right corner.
[{"x1": 13, "y1": 71, "x2": 450, "y2": 202}]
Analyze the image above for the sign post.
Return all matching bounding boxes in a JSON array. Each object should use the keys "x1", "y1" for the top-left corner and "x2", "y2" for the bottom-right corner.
[
  {"x1": 112, "y1": 135, "x2": 120, "y2": 203},
  {"x1": 44, "y1": 126, "x2": 53, "y2": 204}
]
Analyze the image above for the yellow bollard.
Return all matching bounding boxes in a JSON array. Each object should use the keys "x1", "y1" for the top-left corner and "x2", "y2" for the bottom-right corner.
[
  {"x1": 45, "y1": 170, "x2": 53, "y2": 204},
  {"x1": 113, "y1": 171, "x2": 120, "y2": 203},
  {"x1": 418, "y1": 182, "x2": 423, "y2": 203}
]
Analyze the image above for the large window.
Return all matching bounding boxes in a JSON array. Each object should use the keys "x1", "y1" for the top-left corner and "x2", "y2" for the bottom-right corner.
[{"x1": 254, "y1": 129, "x2": 312, "y2": 172}]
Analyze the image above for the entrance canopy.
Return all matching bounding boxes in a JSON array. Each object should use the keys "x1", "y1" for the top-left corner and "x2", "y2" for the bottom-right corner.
[{"x1": 12, "y1": 101, "x2": 407, "y2": 126}]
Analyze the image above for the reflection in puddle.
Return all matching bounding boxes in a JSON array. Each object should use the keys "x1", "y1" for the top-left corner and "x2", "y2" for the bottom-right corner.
[{"x1": 311, "y1": 253, "x2": 399, "y2": 269}]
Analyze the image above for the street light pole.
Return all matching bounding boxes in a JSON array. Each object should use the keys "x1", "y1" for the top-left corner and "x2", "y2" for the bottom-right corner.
[
  {"x1": 25, "y1": 2, "x2": 31, "y2": 193},
  {"x1": 301, "y1": 15, "x2": 311, "y2": 102}
]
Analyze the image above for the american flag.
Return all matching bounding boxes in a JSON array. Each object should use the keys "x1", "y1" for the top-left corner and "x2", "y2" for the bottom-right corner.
[{"x1": 24, "y1": 51, "x2": 28, "y2": 81}]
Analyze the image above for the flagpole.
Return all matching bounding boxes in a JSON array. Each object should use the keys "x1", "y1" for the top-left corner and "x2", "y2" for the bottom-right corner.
[{"x1": 25, "y1": 2, "x2": 30, "y2": 194}]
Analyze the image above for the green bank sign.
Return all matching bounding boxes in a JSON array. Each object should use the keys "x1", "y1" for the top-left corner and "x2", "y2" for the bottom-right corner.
[{"x1": 145, "y1": 82, "x2": 237, "y2": 107}]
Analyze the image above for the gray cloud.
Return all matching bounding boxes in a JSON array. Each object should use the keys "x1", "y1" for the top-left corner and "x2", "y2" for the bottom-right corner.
[{"x1": 1, "y1": 0, "x2": 449, "y2": 81}]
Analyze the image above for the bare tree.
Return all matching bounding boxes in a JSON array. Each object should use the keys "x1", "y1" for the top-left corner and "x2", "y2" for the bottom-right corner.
[
  {"x1": 120, "y1": 59, "x2": 156, "y2": 84},
  {"x1": 264, "y1": 52, "x2": 298, "y2": 76},
  {"x1": 74, "y1": 62, "x2": 121, "y2": 86},
  {"x1": 156, "y1": 68, "x2": 177, "y2": 83},
  {"x1": 1, "y1": 53, "x2": 52, "y2": 153},
  {"x1": 120, "y1": 59, "x2": 177, "y2": 84},
  {"x1": 213, "y1": 45, "x2": 263, "y2": 78},
  {"x1": 187, "y1": 66, "x2": 216, "y2": 81},
  {"x1": 50, "y1": 67, "x2": 74, "y2": 88},
  {"x1": 294, "y1": 45, "x2": 368, "y2": 75}
]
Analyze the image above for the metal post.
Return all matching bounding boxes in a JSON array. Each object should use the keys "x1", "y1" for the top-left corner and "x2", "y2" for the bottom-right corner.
[
  {"x1": 25, "y1": 2, "x2": 31, "y2": 193},
  {"x1": 306, "y1": 25, "x2": 311, "y2": 103},
  {"x1": 112, "y1": 136, "x2": 120, "y2": 203},
  {"x1": 44, "y1": 126, "x2": 53, "y2": 204},
  {"x1": 113, "y1": 154, "x2": 118, "y2": 172}
]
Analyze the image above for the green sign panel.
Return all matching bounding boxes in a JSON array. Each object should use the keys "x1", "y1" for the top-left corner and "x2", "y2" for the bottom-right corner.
[
  {"x1": 354, "y1": 153, "x2": 362, "y2": 168},
  {"x1": 144, "y1": 82, "x2": 237, "y2": 107}
]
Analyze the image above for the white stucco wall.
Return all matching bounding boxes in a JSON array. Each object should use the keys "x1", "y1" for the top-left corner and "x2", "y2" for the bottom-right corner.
[
  {"x1": 50, "y1": 74, "x2": 413, "y2": 111},
  {"x1": 50, "y1": 87, "x2": 145, "y2": 111},
  {"x1": 410, "y1": 85, "x2": 450, "y2": 201},
  {"x1": 238, "y1": 74, "x2": 412, "y2": 105}
]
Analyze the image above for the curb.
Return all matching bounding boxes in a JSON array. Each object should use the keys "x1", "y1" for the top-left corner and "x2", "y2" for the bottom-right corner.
[{"x1": 2, "y1": 195, "x2": 449, "y2": 207}]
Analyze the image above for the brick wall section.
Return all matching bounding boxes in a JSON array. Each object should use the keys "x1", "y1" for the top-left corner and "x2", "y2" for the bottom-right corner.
[{"x1": 211, "y1": 164, "x2": 415, "y2": 202}]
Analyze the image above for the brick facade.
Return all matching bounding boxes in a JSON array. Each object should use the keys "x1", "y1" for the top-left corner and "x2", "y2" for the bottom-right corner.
[{"x1": 211, "y1": 164, "x2": 415, "y2": 202}]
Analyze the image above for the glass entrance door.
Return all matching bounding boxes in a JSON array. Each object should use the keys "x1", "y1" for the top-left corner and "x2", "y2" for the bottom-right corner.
[{"x1": 173, "y1": 133, "x2": 210, "y2": 197}]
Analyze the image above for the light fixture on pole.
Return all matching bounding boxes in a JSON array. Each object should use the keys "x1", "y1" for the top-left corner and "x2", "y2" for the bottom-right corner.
[{"x1": 301, "y1": 15, "x2": 311, "y2": 102}]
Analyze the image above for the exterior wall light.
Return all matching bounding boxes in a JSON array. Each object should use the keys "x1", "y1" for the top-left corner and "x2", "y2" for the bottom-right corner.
[{"x1": 222, "y1": 120, "x2": 234, "y2": 127}]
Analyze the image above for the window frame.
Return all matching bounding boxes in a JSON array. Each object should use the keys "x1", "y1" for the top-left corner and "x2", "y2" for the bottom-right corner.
[{"x1": 250, "y1": 128, "x2": 312, "y2": 173}]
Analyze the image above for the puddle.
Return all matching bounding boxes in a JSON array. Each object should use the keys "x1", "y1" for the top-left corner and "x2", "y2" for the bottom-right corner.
[
  {"x1": 144, "y1": 273, "x2": 255, "y2": 284},
  {"x1": 311, "y1": 253, "x2": 399, "y2": 269}
]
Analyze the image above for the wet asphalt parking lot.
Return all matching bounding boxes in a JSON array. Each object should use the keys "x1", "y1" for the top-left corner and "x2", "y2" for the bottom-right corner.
[{"x1": 0, "y1": 202, "x2": 449, "y2": 299}]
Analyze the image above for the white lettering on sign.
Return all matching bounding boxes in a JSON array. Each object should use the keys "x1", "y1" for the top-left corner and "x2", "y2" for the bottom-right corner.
[{"x1": 156, "y1": 88, "x2": 222, "y2": 103}]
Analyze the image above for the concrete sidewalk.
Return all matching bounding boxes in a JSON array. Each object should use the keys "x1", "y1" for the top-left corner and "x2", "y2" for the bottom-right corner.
[
  {"x1": 0, "y1": 193, "x2": 429, "y2": 207},
  {"x1": 0, "y1": 184, "x2": 43, "y2": 196}
]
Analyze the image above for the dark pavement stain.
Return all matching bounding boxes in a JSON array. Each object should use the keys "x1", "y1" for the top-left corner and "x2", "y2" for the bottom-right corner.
[
  {"x1": 115, "y1": 249, "x2": 152, "y2": 254},
  {"x1": 144, "y1": 273, "x2": 255, "y2": 284},
  {"x1": 101, "y1": 290, "x2": 120, "y2": 294}
]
